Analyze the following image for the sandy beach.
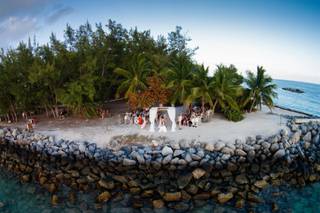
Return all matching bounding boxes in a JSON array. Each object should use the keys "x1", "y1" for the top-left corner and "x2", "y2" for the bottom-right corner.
[{"x1": 19, "y1": 106, "x2": 302, "y2": 148}]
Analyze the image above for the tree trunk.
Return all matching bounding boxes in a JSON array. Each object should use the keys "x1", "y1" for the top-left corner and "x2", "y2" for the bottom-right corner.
[
  {"x1": 201, "y1": 97, "x2": 205, "y2": 113},
  {"x1": 101, "y1": 63, "x2": 105, "y2": 77},
  {"x1": 249, "y1": 98, "x2": 256, "y2": 113},
  {"x1": 54, "y1": 105, "x2": 59, "y2": 119},
  {"x1": 45, "y1": 105, "x2": 49, "y2": 118},
  {"x1": 9, "y1": 104, "x2": 18, "y2": 122},
  {"x1": 249, "y1": 90, "x2": 257, "y2": 113},
  {"x1": 50, "y1": 107, "x2": 57, "y2": 119},
  {"x1": 212, "y1": 100, "x2": 218, "y2": 114}
]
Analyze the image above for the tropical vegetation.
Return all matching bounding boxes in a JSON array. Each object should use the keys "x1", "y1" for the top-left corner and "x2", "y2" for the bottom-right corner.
[{"x1": 0, "y1": 20, "x2": 277, "y2": 122}]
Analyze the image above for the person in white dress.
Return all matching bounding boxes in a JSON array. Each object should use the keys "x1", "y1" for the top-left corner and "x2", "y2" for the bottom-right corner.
[
  {"x1": 178, "y1": 113, "x2": 183, "y2": 129},
  {"x1": 158, "y1": 115, "x2": 167, "y2": 133}
]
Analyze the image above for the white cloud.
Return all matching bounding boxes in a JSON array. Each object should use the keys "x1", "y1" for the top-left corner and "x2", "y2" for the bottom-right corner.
[
  {"x1": 0, "y1": 0, "x2": 53, "y2": 21},
  {"x1": 0, "y1": 1, "x2": 73, "y2": 49},
  {"x1": 46, "y1": 6, "x2": 74, "y2": 24},
  {"x1": 0, "y1": 16, "x2": 39, "y2": 48}
]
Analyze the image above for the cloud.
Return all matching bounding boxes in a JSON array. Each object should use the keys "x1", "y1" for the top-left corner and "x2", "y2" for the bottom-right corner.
[
  {"x1": 46, "y1": 6, "x2": 74, "y2": 24},
  {"x1": 0, "y1": 16, "x2": 39, "y2": 48},
  {"x1": 0, "y1": 0, "x2": 74, "y2": 48},
  {"x1": 0, "y1": 0, "x2": 53, "y2": 21}
]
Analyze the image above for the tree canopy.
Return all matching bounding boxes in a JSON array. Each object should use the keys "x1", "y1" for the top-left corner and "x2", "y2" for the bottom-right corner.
[{"x1": 0, "y1": 19, "x2": 277, "y2": 121}]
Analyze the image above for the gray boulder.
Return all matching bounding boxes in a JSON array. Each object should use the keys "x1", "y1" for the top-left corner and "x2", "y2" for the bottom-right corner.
[
  {"x1": 313, "y1": 134, "x2": 320, "y2": 144},
  {"x1": 162, "y1": 154, "x2": 172, "y2": 164},
  {"x1": 303, "y1": 132, "x2": 312, "y2": 142},
  {"x1": 221, "y1": 147, "x2": 234, "y2": 155},
  {"x1": 162, "y1": 146, "x2": 173, "y2": 156},
  {"x1": 173, "y1": 149, "x2": 185, "y2": 157},
  {"x1": 270, "y1": 143, "x2": 280, "y2": 152},
  {"x1": 214, "y1": 141, "x2": 225, "y2": 151},
  {"x1": 290, "y1": 131, "x2": 301, "y2": 144},
  {"x1": 235, "y1": 149, "x2": 247, "y2": 156},
  {"x1": 235, "y1": 174, "x2": 248, "y2": 184},
  {"x1": 280, "y1": 129, "x2": 288, "y2": 137},
  {"x1": 123, "y1": 158, "x2": 136, "y2": 166},
  {"x1": 273, "y1": 149, "x2": 286, "y2": 159}
]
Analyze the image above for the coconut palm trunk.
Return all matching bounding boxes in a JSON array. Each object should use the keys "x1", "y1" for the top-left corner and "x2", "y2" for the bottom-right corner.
[
  {"x1": 249, "y1": 91, "x2": 256, "y2": 113},
  {"x1": 212, "y1": 100, "x2": 218, "y2": 114},
  {"x1": 201, "y1": 97, "x2": 205, "y2": 113}
]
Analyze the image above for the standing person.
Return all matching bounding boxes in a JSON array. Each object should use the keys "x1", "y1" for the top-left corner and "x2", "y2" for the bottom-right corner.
[
  {"x1": 30, "y1": 118, "x2": 37, "y2": 128},
  {"x1": 124, "y1": 112, "x2": 129, "y2": 124},
  {"x1": 178, "y1": 113, "x2": 183, "y2": 130},
  {"x1": 100, "y1": 109, "x2": 106, "y2": 119},
  {"x1": 158, "y1": 115, "x2": 167, "y2": 133},
  {"x1": 26, "y1": 120, "x2": 33, "y2": 132},
  {"x1": 22, "y1": 112, "x2": 28, "y2": 120},
  {"x1": 137, "y1": 114, "x2": 143, "y2": 126}
]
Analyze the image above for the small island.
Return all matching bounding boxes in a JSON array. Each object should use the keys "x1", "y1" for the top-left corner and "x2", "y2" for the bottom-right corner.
[{"x1": 282, "y1": 87, "x2": 305, "y2": 93}]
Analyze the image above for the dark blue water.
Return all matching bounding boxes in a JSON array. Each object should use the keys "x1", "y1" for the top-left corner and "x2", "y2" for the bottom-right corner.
[{"x1": 274, "y1": 79, "x2": 320, "y2": 117}]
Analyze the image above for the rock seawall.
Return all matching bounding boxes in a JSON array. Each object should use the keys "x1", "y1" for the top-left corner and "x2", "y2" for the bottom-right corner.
[{"x1": 0, "y1": 121, "x2": 320, "y2": 211}]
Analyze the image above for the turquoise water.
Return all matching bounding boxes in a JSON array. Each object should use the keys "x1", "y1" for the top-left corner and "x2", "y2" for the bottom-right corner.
[
  {"x1": 274, "y1": 79, "x2": 320, "y2": 117},
  {"x1": 2, "y1": 166, "x2": 320, "y2": 212},
  {"x1": 0, "y1": 169, "x2": 99, "y2": 213}
]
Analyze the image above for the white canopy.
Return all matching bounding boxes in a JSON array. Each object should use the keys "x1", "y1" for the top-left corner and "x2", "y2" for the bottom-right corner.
[{"x1": 149, "y1": 107, "x2": 176, "y2": 132}]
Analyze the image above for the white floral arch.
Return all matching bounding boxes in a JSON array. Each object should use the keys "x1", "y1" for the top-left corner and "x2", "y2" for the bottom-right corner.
[{"x1": 149, "y1": 107, "x2": 176, "y2": 132}]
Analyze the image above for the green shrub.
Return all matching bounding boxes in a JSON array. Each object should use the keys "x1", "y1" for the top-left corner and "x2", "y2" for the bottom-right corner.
[{"x1": 223, "y1": 107, "x2": 244, "y2": 122}]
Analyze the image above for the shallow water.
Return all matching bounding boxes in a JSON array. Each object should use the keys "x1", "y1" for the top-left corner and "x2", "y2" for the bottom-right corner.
[
  {"x1": 274, "y1": 79, "x2": 320, "y2": 117},
  {"x1": 0, "y1": 168, "x2": 98, "y2": 213},
  {"x1": 1, "y1": 166, "x2": 320, "y2": 213}
]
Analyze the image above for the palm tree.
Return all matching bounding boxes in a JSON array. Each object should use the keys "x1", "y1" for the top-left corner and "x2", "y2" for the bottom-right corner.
[
  {"x1": 245, "y1": 66, "x2": 277, "y2": 112},
  {"x1": 209, "y1": 65, "x2": 243, "y2": 113},
  {"x1": 161, "y1": 55, "x2": 194, "y2": 105},
  {"x1": 114, "y1": 54, "x2": 151, "y2": 98},
  {"x1": 187, "y1": 64, "x2": 214, "y2": 112}
]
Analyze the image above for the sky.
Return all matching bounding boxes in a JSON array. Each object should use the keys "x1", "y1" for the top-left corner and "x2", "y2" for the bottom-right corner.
[{"x1": 0, "y1": 0, "x2": 319, "y2": 84}]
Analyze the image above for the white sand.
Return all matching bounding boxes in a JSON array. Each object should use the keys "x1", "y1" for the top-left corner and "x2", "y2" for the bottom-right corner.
[{"x1": 36, "y1": 106, "x2": 303, "y2": 148}]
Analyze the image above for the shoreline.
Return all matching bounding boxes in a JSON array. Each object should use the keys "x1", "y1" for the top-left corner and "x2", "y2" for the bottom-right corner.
[{"x1": 274, "y1": 105, "x2": 316, "y2": 117}]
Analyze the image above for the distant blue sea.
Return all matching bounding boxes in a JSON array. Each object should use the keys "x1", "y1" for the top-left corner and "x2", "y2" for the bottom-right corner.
[{"x1": 274, "y1": 79, "x2": 320, "y2": 117}]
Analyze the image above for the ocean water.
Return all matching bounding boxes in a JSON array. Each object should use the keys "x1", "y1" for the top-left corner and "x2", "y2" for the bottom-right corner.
[
  {"x1": 0, "y1": 168, "x2": 98, "y2": 213},
  {"x1": 1, "y1": 167, "x2": 320, "y2": 213},
  {"x1": 274, "y1": 79, "x2": 320, "y2": 117}
]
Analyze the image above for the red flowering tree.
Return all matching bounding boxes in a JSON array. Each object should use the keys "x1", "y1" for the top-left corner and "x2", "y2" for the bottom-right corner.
[{"x1": 128, "y1": 75, "x2": 170, "y2": 110}]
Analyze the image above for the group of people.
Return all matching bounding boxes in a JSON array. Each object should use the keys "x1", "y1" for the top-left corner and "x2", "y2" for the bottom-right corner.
[
  {"x1": 123, "y1": 106, "x2": 213, "y2": 132},
  {"x1": 98, "y1": 108, "x2": 110, "y2": 120},
  {"x1": 178, "y1": 112, "x2": 201, "y2": 128},
  {"x1": 123, "y1": 109, "x2": 170, "y2": 132},
  {"x1": 124, "y1": 109, "x2": 150, "y2": 129},
  {"x1": 177, "y1": 106, "x2": 206, "y2": 129}
]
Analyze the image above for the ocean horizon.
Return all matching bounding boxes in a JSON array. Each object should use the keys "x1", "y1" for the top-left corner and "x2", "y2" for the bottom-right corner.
[{"x1": 273, "y1": 79, "x2": 320, "y2": 117}]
